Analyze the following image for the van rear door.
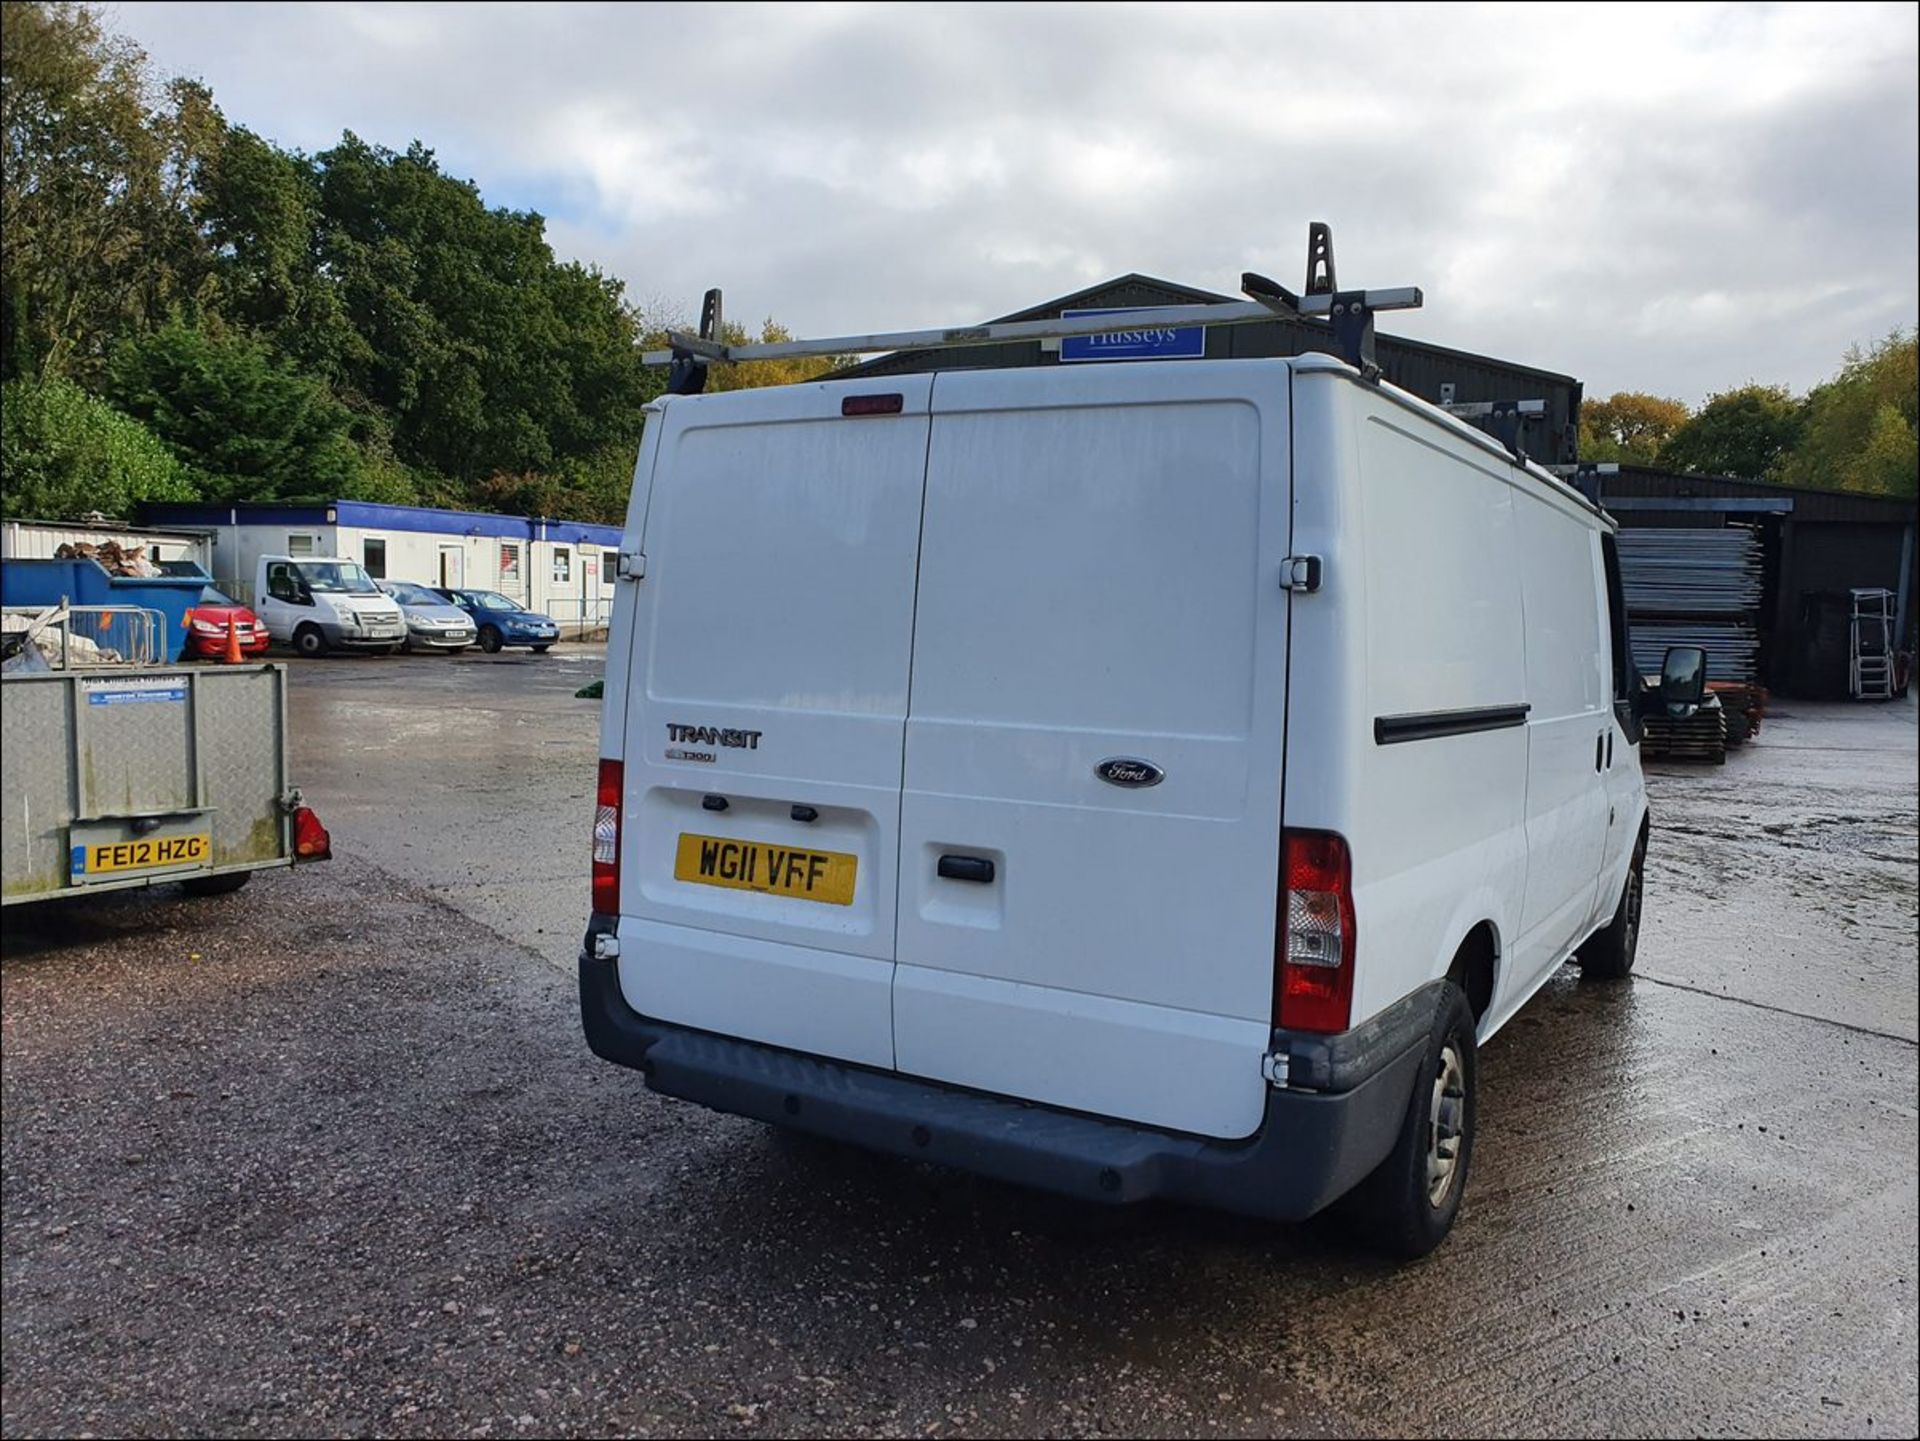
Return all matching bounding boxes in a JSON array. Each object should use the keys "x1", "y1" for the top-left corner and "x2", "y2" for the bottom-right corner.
[
  {"x1": 614, "y1": 378, "x2": 933, "y2": 1069},
  {"x1": 893, "y1": 363, "x2": 1292, "y2": 1140}
]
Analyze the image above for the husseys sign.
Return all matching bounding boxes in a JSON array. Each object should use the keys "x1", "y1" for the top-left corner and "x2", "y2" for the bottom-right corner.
[{"x1": 1059, "y1": 307, "x2": 1207, "y2": 362}]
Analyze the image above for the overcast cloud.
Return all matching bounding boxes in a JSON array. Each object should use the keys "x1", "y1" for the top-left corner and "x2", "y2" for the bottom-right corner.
[{"x1": 118, "y1": 0, "x2": 1918, "y2": 403}]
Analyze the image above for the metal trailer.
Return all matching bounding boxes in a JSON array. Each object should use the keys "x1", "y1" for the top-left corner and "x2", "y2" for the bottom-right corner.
[{"x1": 2, "y1": 605, "x2": 328, "y2": 907}]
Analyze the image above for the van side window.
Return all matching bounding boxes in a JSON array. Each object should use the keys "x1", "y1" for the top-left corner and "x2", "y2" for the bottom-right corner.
[
  {"x1": 1600, "y1": 532, "x2": 1632, "y2": 700},
  {"x1": 266, "y1": 563, "x2": 298, "y2": 601}
]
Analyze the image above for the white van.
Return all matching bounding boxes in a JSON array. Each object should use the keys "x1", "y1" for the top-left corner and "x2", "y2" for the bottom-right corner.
[
  {"x1": 254, "y1": 554, "x2": 406, "y2": 657},
  {"x1": 581, "y1": 354, "x2": 1707, "y2": 1256}
]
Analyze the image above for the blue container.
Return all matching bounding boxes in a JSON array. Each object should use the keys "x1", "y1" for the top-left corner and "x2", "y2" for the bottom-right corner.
[{"x1": 1, "y1": 558, "x2": 210, "y2": 662}]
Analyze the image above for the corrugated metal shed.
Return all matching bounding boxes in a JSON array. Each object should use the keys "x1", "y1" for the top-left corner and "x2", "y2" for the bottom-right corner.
[
  {"x1": 1597, "y1": 466, "x2": 1917, "y2": 526},
  {"x1": 838, "y1": 274, "x2": 1584, "y2": 464},
  {"x1": 1592, "y1": 466, "x2": 1917, "y2": 697}
]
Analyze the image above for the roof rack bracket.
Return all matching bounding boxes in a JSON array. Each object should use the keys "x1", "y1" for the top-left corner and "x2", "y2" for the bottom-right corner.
[
  {"x1": 1305, "y1": 221, "x2": 1337, "y2": 296},
  {"x1": 666, "y1": 288, "x2": 726, "y2": 396},
  {"x1": 1443, "y1": 398, "x2": 1546, "y2": 462},
  {"x1": 1327, "y1": 290, "x2": 1379, "y2": 382}
]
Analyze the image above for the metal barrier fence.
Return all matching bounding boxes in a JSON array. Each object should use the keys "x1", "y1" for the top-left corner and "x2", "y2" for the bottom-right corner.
[
  {"x1": 547, "y1": 593, "x2": 615, "y2": 640},
  {"x1": 3, "y1": 604, "x2": 167, "y2": 668}
]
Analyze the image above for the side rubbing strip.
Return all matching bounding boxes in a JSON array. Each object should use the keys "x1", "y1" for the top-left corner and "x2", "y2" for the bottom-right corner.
[{"x1": 1373, "y1": 704, "x2": 1532, "y2": 745}]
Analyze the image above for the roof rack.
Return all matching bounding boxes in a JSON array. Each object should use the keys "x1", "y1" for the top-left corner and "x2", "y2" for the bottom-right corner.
[
  {"x1": 645, "y1": 222, "x2": 1423, "y2": 395},
  {"x1": 1441, "y1": 397, "x2": 1547, "y2": 462}
]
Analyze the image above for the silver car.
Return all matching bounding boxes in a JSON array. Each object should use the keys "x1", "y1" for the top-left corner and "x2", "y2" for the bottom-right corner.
[{"x1": 377, "y1": 580, "x2": 476, "y2": 652}]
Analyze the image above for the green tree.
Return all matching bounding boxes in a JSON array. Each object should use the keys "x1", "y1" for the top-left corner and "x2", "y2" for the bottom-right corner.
[
  {"x1": 0, "y1": 374, "x2": 198, "y2": 518},
  {"x1": 1577, "y1": 391, "x2": 1690, "y2": 464},
  {"x1": 0, "y1": 3, "x2": 822, "y2": 524},
  {"x1": 194, "y1": 124, "x2": 364, "y2": 385},
  {"x1": 0, "y1": 2, "x2": 221, "y2": 383},
  {"x1": 307, "y1": 134, "x2": 656, "y2": 488},
  {"x1": 1776, "y1": 331, "x2": 1918, "y2": 499},
  {"x1": 105, "y1": 321, "x2": 365, "y2": 502},
  {"x1": 1658, "y1": 383, "x2": 1804, "y2": 479}
]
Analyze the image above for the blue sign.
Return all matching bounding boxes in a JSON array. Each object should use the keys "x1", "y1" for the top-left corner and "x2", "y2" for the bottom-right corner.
[
  {"x1": 85, "y1": 683, "x2": 187, "y2": 706},
  {"x1": 1059, "y1": 307, "x2": 1207, "y2": 363}
]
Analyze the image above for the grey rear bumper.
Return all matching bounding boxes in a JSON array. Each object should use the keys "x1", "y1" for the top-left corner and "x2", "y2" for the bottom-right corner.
[{"x1": 580, "y1": 932, "x2": 1441, "y2": 1222}]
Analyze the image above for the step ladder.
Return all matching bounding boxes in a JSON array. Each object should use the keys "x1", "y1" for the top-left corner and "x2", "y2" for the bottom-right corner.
[
  {"x1": 643, "y1": 221, "x2": 1423, "y2": 394},
  {"x1": 1849, "y1": 588, "x2": 1895, "y2": 700}
]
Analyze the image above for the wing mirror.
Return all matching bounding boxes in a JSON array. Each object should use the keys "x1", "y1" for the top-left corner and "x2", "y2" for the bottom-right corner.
[{"x1": 1658, "y1": 645, "x2": 1708, "y2": 717}]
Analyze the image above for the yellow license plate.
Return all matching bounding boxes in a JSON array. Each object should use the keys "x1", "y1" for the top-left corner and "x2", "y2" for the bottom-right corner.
[
  {"x1": 78, "y1": 833, "x2": 211, "y2": 875},
  {"x1": 674, "y1": 833, "x2": 857, "y2": 906}
]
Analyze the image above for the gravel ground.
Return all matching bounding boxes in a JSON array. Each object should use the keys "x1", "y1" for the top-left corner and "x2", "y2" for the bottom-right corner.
[
  {"x1": 1, "y1": 857, "x2": 1356, "y2": 1439},
  {"x1": 3, "y1": 662, "x2": 1914, "y2": 1439}
]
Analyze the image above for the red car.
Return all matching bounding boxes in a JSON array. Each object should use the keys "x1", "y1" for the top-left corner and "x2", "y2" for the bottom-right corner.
[{"x1": 184, "y1": 585, "x2": 272, "y2": 660}]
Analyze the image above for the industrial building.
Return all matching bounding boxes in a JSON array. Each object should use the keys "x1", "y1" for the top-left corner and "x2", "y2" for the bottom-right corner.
[
  {"x1": 1580, "y1": 466, "x2": 1916, "y2": 699},
  {"x1": 839, "y1": 272, "x2": 1585, "y2": 464},
  {"x1": 139, "y1": 501, "x2": 624, "y2": 637}
]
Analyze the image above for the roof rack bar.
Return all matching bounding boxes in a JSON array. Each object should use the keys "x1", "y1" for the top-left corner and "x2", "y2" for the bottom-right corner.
[
  {"x1": 1441, "y1": 399, "x2": 1546, "y2": 419},
  {"x1": 641, "y1": 287, "x2": 1424, "y2": 367}
]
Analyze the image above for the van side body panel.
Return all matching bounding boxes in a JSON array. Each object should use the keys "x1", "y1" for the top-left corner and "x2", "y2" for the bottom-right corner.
[
  {"x1": 1292, "y1": 378, "x2": 1532, "y2": 1027},
  {"x1": 594, "y1": 398, "x2": 668, "y2": 769},
  {"x1": 1287, "y1": 370, "x2": 1616, "y2": 1034}
]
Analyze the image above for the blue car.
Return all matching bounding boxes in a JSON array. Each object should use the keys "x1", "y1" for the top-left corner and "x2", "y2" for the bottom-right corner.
[{"x1": 433, "y1": 588, "x2": 561, "y2": 653}]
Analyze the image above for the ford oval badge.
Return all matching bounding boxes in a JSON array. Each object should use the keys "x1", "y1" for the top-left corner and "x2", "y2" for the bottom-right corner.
[{"x1": 1095, "y1": 757, "x2": 1164, "y2": 788}]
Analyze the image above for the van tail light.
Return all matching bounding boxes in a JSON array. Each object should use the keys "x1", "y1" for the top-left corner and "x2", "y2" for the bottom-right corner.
[
  {"x1": 592, "y1": 758, "x2": 622, "y2": 915},
  {"x1": 292, "y1": 805, "x2": 332, "y2": 861},
  {"x1": 1274, "y1": 830, "x2": 1355, "y2": 1034}
]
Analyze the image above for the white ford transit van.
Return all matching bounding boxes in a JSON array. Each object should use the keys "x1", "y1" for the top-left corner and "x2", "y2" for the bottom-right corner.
[
  {"x1": 255, "y1": 554, "x2": 406, "y2": 656},
  {"x1": 581, "y1": 353, "x2": 1706, "y2": 1256}
]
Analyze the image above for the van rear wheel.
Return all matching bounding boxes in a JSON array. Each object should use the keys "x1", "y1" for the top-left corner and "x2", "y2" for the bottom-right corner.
[
  {"x1": 1337, "y1": 983, "x2": 1477, "y2": 1259},
  {"x1": 1577, "y1": 833, "x2": 1645, "y2": 981},
  {"x1": 293, "y1": 625, "x2": 326, "y2": 658}
]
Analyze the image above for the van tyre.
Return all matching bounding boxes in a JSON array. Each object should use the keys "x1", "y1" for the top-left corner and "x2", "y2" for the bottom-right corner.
[
  {"x1": 1338, "y1": 983, "x2": 1476, "y2": 1259},
  {"x1": 1577, "y1": 832, "x2": 1645, "y2": 981},
  {"x1": 180, "y1": 871, "x2": 251, "y2": 897},
  {"x1": 478, "y1": 626, "x2": 503, "y2": 653},
  {"x1": 293, "y1": 625, "x2": 327, "y2": 658}
]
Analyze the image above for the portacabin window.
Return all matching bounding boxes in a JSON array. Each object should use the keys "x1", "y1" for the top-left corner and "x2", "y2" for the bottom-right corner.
[
  {"x1": 551, "y1": 546, "x2": 571, "y2": 584},
  {"x1": 287, "y1": 533, "x2": 319, "y2": 557},
  {"x1": 363, "y1": 537, "x2": 387, "y2": 579},
  {"x1": 603, "y1": 549, "x2": 619, "y2": 589}
]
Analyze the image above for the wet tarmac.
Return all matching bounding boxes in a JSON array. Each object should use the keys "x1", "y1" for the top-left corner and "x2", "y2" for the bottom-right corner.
[{"x1": 3, "y1": 651, "x2": 1915, "y2": 1437}]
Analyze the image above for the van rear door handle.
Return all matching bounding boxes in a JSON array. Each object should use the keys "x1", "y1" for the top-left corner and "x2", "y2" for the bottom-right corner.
[{"x1": 937, "y1": 855, "x2": 995, "y2": 884}]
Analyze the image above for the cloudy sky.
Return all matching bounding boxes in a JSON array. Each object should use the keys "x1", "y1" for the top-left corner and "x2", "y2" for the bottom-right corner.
[{"x1": 119, "y1": 1, "x2": 1917, "y2": 403}]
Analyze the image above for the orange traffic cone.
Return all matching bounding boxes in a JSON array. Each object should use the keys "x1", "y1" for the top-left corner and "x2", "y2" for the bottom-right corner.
[{"x1": 223, "y1": 615, "x2": 244, "y2": 664}]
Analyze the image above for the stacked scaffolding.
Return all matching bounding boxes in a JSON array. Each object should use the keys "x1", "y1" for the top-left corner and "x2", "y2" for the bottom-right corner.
[{"x1": 1619, "y1": 526, "x2": 1766, "y2": 760}]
